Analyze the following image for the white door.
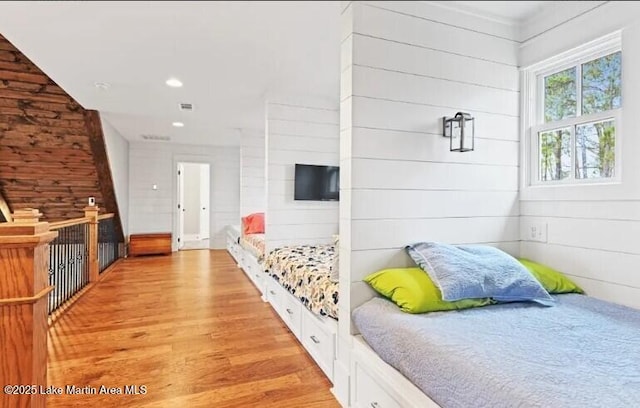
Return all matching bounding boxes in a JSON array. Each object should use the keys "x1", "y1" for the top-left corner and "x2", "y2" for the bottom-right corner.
[
  {"x1": 199, "y1": 164, "x2": 210, "y2": 240},
  {"x1": 177, "y1": 163, "x2": 185, "y2": 249}
]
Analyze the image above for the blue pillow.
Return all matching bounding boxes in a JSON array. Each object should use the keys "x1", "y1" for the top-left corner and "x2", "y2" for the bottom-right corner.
[{"x1": 406, "y1": 242, "x2": 554, "y2": 306}]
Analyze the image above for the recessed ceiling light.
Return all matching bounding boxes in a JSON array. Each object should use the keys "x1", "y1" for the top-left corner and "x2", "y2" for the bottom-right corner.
[
  {"x1": 94, "y1": 81, "x2": 111, "y2": 90},
  {"x1": 172, "y1": 122, "x2": 184, "y2": 128},
  {"x1": 166, "y1": 78, "x2": 183, "y2": 88}
]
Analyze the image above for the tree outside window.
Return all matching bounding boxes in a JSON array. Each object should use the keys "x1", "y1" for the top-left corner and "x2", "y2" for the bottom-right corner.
[{"x1": 537, "y1": 51, "x2": 621, "y2": 183}]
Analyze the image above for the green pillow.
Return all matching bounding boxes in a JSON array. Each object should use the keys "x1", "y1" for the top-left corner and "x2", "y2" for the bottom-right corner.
[
  {"x1": 363, "y1": 267, "x2": 494, "y2": 314},
  {"x1": 518, "y1": 259, "x2": 584, "y2": 294}
]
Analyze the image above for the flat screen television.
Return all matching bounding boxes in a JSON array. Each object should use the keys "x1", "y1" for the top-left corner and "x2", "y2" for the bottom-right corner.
[{"x1": 294, "y1": 164, "x2": 340, "y2": 201}]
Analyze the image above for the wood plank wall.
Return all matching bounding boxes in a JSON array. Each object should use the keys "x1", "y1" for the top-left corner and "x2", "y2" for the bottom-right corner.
[{"x1": 0, "y1": 34, "x2": 108, "y2": 221}]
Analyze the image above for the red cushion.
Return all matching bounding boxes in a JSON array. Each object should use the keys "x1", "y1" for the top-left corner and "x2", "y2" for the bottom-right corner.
[{"x1": 242, "y1": 212, "x2": 264, "y2": 235}]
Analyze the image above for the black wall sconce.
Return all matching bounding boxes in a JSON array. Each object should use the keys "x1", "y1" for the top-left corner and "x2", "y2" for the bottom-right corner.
[{"x1": 443, "y1": 112, "x2": 474, "y2": 152}]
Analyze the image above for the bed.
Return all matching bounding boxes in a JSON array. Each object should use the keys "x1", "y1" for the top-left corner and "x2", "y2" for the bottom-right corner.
[
  {"x1": 352, "y1": 293, "x2": 640, "y2": 408},
  {"x1": 239, "y1": 233, "x2": 265, "y2": 261},
  {"x1": 263, "y1": 244, "x2": 338, "y2": 319}
]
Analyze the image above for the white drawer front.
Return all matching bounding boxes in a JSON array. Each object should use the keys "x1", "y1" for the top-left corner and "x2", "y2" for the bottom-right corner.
[
  {"x1": 266, "y1": 278, "x2": 283, "y2": 313},
  {"x1": 354, "y1": 363, "x2": 401, "y2": 408},
  {"x1": 281, "y1": 295, "x2": 303, "y2": 339},
  {"x1": 246, "y1": 259, "x2": 264, "y2": 290},
  {"x1": 301, "y1": 311, "x2": 335, "y2": 381}
]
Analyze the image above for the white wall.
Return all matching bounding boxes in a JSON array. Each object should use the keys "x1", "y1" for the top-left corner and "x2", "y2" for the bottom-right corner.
[
  {"x1": 128, "y1": 142, "x2": 239, "y2": 249},
  {"x1": 519, "y1": 2, "x2": 640, "y2": 310},
  {"x1": 101, "y1": 117, "x2": 130, "y2": 237},
  {"x1": 265, "y1": 102, "x2": 340, "y2": 251},
  {"x1": 182, "y1": 163, "x2": 201, "y2": 236},
  {"x1": 240, "y1": 129, "x2": 265, "y2": 217},
  {"x1": 340, "y1": 1, "x2": 521, "y2": 337}
]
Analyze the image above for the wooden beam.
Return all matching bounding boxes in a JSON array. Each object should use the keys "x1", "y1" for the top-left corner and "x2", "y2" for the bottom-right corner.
[{"x1": 83, "y1": 110, "x2": 125, "y2": 242}]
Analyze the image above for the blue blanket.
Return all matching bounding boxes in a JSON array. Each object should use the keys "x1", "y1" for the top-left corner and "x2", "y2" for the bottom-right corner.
[
  {"x1": 353, "y1": 294, "x2": 640, "y2": 408},
  {"x1": 406, "y1": 242, "x2": 554, "y2": 305}
]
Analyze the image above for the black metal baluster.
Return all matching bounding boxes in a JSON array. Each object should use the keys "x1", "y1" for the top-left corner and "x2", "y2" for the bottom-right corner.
[
  {"x1": 69, "y1": 225, "x2": 74, "y2": 298},
  {"x1": 54, "y1": 233, "x2": 59, "y2": 311},
  {"x1": 63, "y1": 226, "x2": 67, "y2": 309},
  {"x1": 64, "y1": 226, "x2": 69, "y2": 307},
  {"x1": 53, "y1": 232, "x2": 57, "y2": 312},
  {"x1": 73, "y1": 224, "x2": 78, "y2": 295},
  {"x1": 84, "y1": 223, "x2": 89, "y2": 286}
]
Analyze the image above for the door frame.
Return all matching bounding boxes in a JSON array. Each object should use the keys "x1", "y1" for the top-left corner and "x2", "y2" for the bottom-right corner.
[{"x1": 172, "y1": 155, "x2": 214, "y2": 251}]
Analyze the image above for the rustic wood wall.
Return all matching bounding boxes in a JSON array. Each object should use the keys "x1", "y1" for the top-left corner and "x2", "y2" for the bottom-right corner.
[{"x1": 0, "y1": 34, "x2": 110, "y2": 221}]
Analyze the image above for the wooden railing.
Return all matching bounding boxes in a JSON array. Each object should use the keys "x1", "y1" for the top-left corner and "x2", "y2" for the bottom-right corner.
[
  {"x1": 98, "y1": 213, "x2": 124, "y2": 273},
  {"x1": 0, "y1": 206, "x2": 126, "y2": 407},
  {"x1": 48, "y1": 217, "x2": 91, "y2": 314},
  {"x1": 45, "y1": 207, "x2": 125, "y2": 315}
]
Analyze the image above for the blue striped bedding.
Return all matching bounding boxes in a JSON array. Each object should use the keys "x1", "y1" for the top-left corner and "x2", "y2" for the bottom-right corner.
[{"x1": 353, "y1": 294, "x2": 640, "y2": 408}]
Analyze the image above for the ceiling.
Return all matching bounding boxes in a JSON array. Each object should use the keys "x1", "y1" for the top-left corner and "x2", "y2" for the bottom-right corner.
[
  {"x1": 441, "y1": 1, "x2": 551, "y2": 24},
  {"x1": 0, "y1": 1, "x2": 341, "y2": 146},
  {"x1": 0, "y1": 1, "x2": 554, "y2": 147}
]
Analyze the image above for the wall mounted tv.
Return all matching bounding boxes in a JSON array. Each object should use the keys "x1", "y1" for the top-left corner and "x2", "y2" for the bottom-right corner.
[{"x1": 294, "y1": 164, "x2": 340, "y2": 201}]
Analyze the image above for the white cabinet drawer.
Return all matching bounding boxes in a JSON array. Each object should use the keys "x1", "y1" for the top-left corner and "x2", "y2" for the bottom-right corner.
[
  {"x1": 354, "y1": 363, "x2": 401, "y2": 408},
  {"x1": 243, "y1": 256, "x2": 255, "y2": 276},
  {"x1": 249, "y1": 262, "x2": 263, "y2": 290},
  {"x1": 281, "y1": 295, "x2": 302, "y2": 339},
  {"x1": 266, "y1": 277, "x2": 284, "y2": 314},
  {"x1": 301, "y1": 311, "x2": 335, "y2": 381}
]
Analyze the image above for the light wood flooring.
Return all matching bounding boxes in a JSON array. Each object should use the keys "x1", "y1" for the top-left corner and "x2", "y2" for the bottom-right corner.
[{"x1": 47, "y1": 250, "x2": 340, "y2": 407}]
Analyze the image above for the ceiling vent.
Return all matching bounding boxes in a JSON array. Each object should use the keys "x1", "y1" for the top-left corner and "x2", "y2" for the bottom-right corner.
[
  {"x1": 179, "y1": 103, "x2": 194, "y2": 111},
  {"x1": 141, "y1": 134, "x2": 171, "y2": 142}
]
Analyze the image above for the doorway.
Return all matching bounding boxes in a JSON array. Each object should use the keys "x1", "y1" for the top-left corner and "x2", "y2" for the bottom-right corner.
[{"x1": 177, "y1": 162, "x2": 210, "y2": 250}]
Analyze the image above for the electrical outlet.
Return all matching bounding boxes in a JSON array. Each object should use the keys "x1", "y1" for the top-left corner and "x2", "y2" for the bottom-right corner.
[{"x1": 528, "y1": 222, "x2": 547, "y2": 243}]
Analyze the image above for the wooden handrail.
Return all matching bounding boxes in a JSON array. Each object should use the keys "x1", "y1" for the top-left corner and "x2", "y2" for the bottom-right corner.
[
  {"x1": 1, "y1": 205, "x2": 125, "y2": 405},
  {"x1": 50, "y1": 216, "x2": 91, "y2": 230}
]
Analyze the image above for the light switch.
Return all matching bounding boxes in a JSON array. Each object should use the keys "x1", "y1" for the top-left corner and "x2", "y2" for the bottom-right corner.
[{"x1": 528, "y1": 222, "x2": 547, "y2": 243}]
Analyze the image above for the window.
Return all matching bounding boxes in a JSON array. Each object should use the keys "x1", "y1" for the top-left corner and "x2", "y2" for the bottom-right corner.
[{"x1": 526, "y1": 34, "x2": 622, "y2": 186}]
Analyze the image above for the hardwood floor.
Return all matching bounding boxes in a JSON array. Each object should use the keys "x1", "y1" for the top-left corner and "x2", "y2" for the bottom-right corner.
[{"x1": 47, "y1": 250, "x2": 340, "y2": 407}]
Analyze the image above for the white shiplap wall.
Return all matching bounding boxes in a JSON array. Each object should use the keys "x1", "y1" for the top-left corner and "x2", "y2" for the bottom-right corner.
[
  {"x1": 520, "y1": 3, "x2": 640, "y2": 310},
  {"x1": 101, "y1": 117, "x2": 130, "y2": 237},
  {"x1": 128, "y1": 142, "x2": 240, "y2": 249},
  {"x1": 265, "y1": 102, "x2": 340, "y2": 252},
  {"x1": 240, "y1": 129, "x2": 265, "y2": 217},
  {"x1": 340, "y1": 1, "x2": 521, "y2": 336}
]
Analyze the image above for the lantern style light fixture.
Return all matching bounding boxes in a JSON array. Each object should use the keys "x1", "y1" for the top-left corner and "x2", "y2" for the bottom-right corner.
[{"x1": 442, "y1": 112, "x2": 475, "y2": 152}]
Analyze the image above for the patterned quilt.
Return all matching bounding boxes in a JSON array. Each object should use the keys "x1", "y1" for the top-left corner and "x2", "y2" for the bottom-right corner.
[
  {"x1": 263, "y1": 244, "x2": 339, "y2": 320},
  {"x1": 240, "y1": 233, "x2": 265, "y2": 261}
]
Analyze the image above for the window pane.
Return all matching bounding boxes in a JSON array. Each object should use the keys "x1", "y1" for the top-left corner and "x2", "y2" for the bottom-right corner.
[
  {"x1": 539, "y1": 128, "x2": 571, "y2": 181},
  {"x1": 575, "y1": 119, "x2": 615, "y2": 179},
  {"x1": 544, "y1": 67, "x2": 576, "y2": 122},
  {"x1": 582, "y1": 52, "x2": 621, "y2": 115}
]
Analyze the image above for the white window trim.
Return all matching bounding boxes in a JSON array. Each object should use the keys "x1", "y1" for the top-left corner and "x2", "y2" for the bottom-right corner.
[
  {"x1": 530, "y1": 110, "x2": 622, "y2": 186},
  {"x1": 521, "y1": 31, "x2": 623, "y2": 192}
]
